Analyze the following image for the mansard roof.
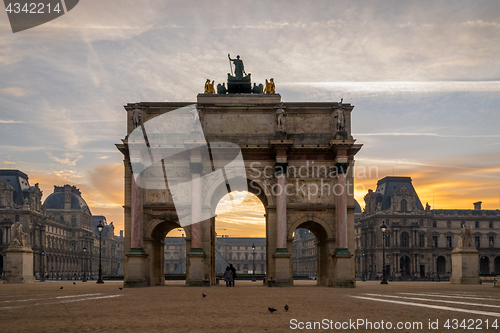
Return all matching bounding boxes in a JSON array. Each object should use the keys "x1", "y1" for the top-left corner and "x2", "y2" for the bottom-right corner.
[
  {"x1": 0, "y1": 169, "x2": 30, "y2": 205},
  {"x1": 375, "y1": 176, "x2": 424, "y2": 211}
]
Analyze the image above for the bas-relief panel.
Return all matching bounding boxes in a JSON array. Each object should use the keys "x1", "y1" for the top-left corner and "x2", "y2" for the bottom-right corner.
[
  {"x1": 287, "y1": 180, "x2": 333, "y2": 204},
  {"x1": 145, "y1": 189, "x2": 172, "y2": 204},
  {"x1": 204, "y1": 114, "x2": 274, "y2": 135},
  {"x1": 287, "y1": 114, "x2": 332, "y2": 134}
]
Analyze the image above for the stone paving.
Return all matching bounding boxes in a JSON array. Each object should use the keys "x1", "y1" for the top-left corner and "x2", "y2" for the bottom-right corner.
[{"x1": 1, "y1": 280, "x2": 499, "y2": 332}]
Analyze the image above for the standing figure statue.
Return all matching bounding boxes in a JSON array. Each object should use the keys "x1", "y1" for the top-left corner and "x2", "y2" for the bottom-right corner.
[
  {"x1": 276, "y1": 102, "x2": 286, "y2": 132},
  {"x1": 228, "y1": 54, "x2": 246, "y2": 79},
  {"x1": 334, "y1": 98, "x2": 346, "y2": 139},
  {"x1": 10, "y1": 221, "x2": 27, "y2": 247},
  {"x1": 458, "y1": 226, "x2": 473, "y2": 248},
  {"x1": 132, "y1": 104, "x2": 142, "y2": 128},
  {"x1": 265, "y1": 78, "x2": 275, "y2": 94}
]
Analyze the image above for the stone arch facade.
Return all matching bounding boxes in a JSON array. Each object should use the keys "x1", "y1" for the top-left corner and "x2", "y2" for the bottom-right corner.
[{"x1": 117, "y1": 93, "x2": 361, "y2": 288}]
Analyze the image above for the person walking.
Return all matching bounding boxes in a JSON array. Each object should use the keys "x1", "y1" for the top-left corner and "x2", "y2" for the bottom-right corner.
[
  {"x1": 223, "y1": 266, "x2": 233, "y2": 287},
  {"x1": 229, "y1": 264, "x2": 237, "y2": 287}
]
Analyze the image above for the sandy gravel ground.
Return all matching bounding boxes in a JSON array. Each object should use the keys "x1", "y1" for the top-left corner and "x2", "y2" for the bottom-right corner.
[{"x1": 1, "y1": 280, "x2": 499, "y2": 332}]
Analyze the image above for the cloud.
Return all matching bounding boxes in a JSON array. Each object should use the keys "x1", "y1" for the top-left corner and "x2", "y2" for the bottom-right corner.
[
  {"x1": 1, "y1": 87, "x2": 27, "y2": 97},
  {"x1": 46, "y1": 152, "x2": 83, "y2": 166}
]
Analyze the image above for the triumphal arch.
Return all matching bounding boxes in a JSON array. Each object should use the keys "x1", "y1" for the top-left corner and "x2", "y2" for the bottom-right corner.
[{"x1": 116, "y1": 57, "x2": 362, "y2": 288}]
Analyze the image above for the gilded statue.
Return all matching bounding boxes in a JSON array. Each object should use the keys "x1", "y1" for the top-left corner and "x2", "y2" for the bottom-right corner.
[
  {"x1": 204, "y1": 79, "x2": 215, "y2": 94},
  {"x1": 265, "y1": 78, "x2": 275, "y2": 94}
]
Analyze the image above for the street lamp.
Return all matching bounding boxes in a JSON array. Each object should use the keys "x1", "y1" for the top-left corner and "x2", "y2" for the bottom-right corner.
[
  {"x1": 41, "y1": 250, "x2": 45, "y2": 282},
  {"x1": 251, "y1": 243, "x2": 256, "y2": 282},
  {"x1": 82, "y1": 246, "x2": 87, "y2": 282},
  {"x1": 361, "y1": 252, "x2": 366, "y2": 281},
  {"x1": 380, "y1": 222, "x2": 388, "y2": 284},
  {"x1": 97, "y1": 221, "x2": 104, "y2": 284}
]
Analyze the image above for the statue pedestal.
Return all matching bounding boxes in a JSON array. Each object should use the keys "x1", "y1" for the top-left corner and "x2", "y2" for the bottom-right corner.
[
  {"x1": 4, "y1": 246, "x2": 35, "y2": 284},
  {"x1": 450, "y1": 247, "x2": 480, "y2": 284}
]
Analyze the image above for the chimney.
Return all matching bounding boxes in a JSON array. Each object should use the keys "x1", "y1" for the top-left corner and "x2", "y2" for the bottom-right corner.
[
  {"x1": 64, "y1": 184, "x2": 72, "y2": 210},
  {"x1": 474, "y1": 201, "x2": 482, "y2": 210},
  {"x1": 120, "y1": 230, "x2": 123, "y2": 237}
]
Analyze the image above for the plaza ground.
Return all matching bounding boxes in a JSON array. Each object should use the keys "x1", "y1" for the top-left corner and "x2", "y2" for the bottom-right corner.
[{"x1": 1, "y1": 280, "x2": 499, "y2": 332}]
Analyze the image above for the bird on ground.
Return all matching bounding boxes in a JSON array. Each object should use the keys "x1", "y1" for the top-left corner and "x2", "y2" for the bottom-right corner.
[
  {"x1": 60, "y1": 287, "x2": 63, "y2": 289},
  {"x1": 119, "y1": 287, "x2": 123, "y2": 290},
  {"x1": 284, "y1": 305, "x2": 289, "y2": 311},
  {"x1": 73, "y1": 282, "x2": 76, "y2": 285},
  {"x1": 268, "y1": 307, "x2": 277, "y2": 313},
  {"x1": 202, "y1": 293, "x2": 206, "y2": 297}
]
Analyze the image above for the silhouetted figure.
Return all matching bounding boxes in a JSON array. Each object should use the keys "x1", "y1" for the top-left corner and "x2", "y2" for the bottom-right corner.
[
  {"x1": 229, "y1": 264, "x2": 237, "y2": 287},
  {"x1": 284, "y1": 305, "x2": 289, "y2": 311},
  {"x1": 202, "y1": 293, "x2": 206, "y2": 298},
  {"x1": 223, "y1": 266, "x2": 234, "y2": 287},
  {"x1": 268, "y1": 307, "x2": 277, "y2": 313}
]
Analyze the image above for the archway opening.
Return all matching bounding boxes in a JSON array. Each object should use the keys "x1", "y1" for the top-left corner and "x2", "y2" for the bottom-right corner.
[
  {"x1": 214, "y1": 191, "x2": 266, "y2": 283},
  {"x1": 292, "y1": 228, "x2": 317, "y2": 280},
  {"x1": 164, "y1": 228, "x2": 186, "y2": 277},
  {"x1": 400, "y1": 255, "x2": 410, "y2": 279},
  {"x1": 291, "y1": 221, "x2": 329, "y2": 286},
  {"x1": 495, "y1": 256, "x2": 500, "y2": 274},
  {"x1": 436, "y1": 256, "x2": 446, "y2": 277},
  {"x1": 480, "y1": 256, "x2": 490, "y2": 274}
]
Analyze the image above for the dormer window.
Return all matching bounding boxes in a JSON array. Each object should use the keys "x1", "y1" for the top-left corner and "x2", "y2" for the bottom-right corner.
[{"x1": 400, "y1": 199, "x2": 407, "y2": 212}]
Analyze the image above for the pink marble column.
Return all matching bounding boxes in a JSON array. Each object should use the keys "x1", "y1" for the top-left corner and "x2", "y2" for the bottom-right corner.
[
  {"x1": 131, "y1": 174, "x2": 142, "y2": 249},
  {"x1": 191, "y1": 170, "x2": 202, "y2": 249},
  {"x1": 337, "y1": 173, "x2": 348, "y2": 249},
  {"x1": 276, "y1": 173, "x2": 287, "y2": 249}
]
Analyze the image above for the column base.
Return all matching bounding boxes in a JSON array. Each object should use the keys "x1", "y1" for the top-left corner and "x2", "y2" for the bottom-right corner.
[
  {"x1": 331, "y1": 249, "x2": 355, "y2": 288},
  {"x1": 4, "y1": 247, "x2": 35, "y2": 284},
  {"x1": 124, "y1": 249, "x2": 148, "y2": 288},
  {"x1": 186, "y1": 249, "x2": 206, "y2": 286},
  {"x1": 273, "y1": 248, "x2": 292, "y2": 286}
]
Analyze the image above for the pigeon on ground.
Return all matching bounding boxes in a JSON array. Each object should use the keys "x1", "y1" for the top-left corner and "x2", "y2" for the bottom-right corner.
[
  {"x1": 284, "y1": 305, "x2": 289, "y2": 311},
  {"x1": 60, "y1": 287, "x2": 63, "y2": 289},
  {"x1": 202, "y1": 293, "x2": 206, "y2": 298},
  {"x1": 119, "y1": 287, "x2": 123, "y2": 290},
  {"x1": 268, "y1": 307, "x2": 277, "y2": 313},
  {"x1": 73, "y1": 282, "x2": 76, "y2": 285}
]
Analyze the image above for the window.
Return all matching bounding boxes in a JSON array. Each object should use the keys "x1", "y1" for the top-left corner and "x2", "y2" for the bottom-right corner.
[
  {"x1": 489, "y1": 236, "x2": 494, "y2": 248},
  {"x1": 446, "y1": 236, "x2": 452, "y2": 248},
  {"x1": 419, "y1": 234, "x2": 425, "y2": 247},
  {"x1": 489, "y1": 221, "x2": 493, "y2": 229},
  {"x1": 15, "y1": 215, "x2": 19, "y2": 222},
  {"x1": 475, "y1": 236, "x2": 480, "y2": 249},
  {"x1": 403, "y1": 219, "x2": 407, "y2": 226},
  {"x1": 420, "y1": 219, "x2": 423, "y2": 226},
  {"x1": 400, "y1": 232, "x2": 409, "y2": 248},
  {"x1": 432, "y1": 221, "x2": 437, "y2": 228},
  {"x1": 475, "y1": 221, "x2": 479, "y2": 228},
  {"x1": 447, "y1": 221, "x2": 451, "y2": 228},
  {"x1": 432, "y1": 235, "x2": 438, "y2": 248},
  {"x1": 400, "y1": 199, "x2": 407, "y2": 212},
  {"x1": 385, "y1": 234, "x2": 390, "y2": 247}
]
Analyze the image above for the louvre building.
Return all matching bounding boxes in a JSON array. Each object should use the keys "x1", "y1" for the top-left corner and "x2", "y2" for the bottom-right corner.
[
  {"x1": 355, "y1": 176, "x2": 500, "y2": 280},
  {"x1": 0, "y1": 170, "x2": 124, "y2": 280}
]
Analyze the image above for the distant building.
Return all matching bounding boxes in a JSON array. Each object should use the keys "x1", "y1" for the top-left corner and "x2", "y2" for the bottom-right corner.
[
  {"x1": 0, "y1": 170, "x2": 124, "y2": 279},
  {"x1": 355, "y1": 176, "x2": 500, "y2": 281}
]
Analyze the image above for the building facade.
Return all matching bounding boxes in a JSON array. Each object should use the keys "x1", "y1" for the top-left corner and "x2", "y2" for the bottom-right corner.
[
  {"x1": 0, "y1": 170, "x2": 124, "y2": 280},
  {"x1": 355, "y1": 176, "x2": 500, "y2": 281}
]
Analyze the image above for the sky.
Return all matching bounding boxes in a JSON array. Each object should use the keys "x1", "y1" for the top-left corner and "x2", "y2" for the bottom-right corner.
[{"x1": 0, "y1": 1, "x2": 499, "y2": 237}]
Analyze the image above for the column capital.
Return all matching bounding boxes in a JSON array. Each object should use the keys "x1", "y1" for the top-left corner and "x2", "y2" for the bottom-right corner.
[{"x1": 335, "y1": 162, "x2": 350, "y2": 175}]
